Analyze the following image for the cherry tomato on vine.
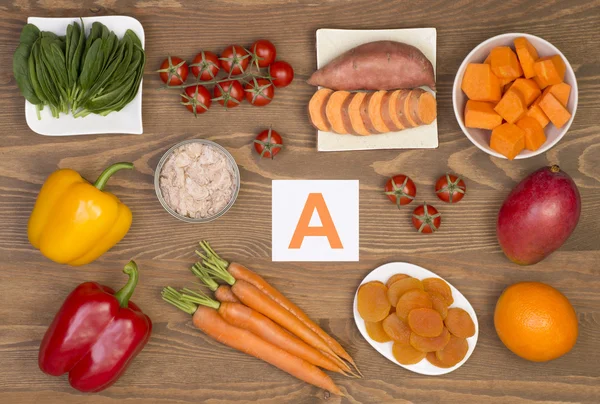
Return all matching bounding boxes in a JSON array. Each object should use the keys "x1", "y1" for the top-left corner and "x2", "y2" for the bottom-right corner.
[
  {"x1": 384, "y1": 175, "x2": 416, "y2": 208},
  {"x1": 157, "y1": 56, "x2": 189, "y2": 86},
  {"x1": 220, "y1": 45, "x2": 250, "y2": 75},
  {"x1": 245, "y1": 78, "x2": 274, "y2": 106},
  {"x1": 254, "y1": 127, "x2": 283, "y2": 159},
  {"x1": 435, "y1": 174, "x2": 466, "y2": 203},
  {"x1": 213, "y1": 80, "x2": 244, "y2": 109},
  {"x1": 269, "y1": 61, "x2": 294, "y2": 88},
  {"x1": 190, "y1": 51, "x2": 221, "y2": 81},
  {"x1": 250, "y1": 40, "x2": 277, "y2": 68},
  {"x1": 181, "y1": 85, "x2": 211, "y2": 117},
  {"x1": 412, "y1": 203, "x2": 441, "y2": 234}
]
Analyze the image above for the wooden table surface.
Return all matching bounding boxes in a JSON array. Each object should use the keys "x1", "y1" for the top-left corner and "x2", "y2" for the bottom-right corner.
[{"x1": 1, "y1": 1, "x2": 599, "y2": 403}]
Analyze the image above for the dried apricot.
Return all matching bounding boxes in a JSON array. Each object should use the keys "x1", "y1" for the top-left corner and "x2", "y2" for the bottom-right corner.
[
  {"x1": 410, "y1": 327, "x2": 451, "y2": 352},
  {"x1": 426, "y1": 351, "x2": 453, "y2": 368},
  {"x1": 396, "y1": 290, "x2": 433, "y2": 321},
  {"x1": 408, "y1": 308, "x2": 444, "y2": 337},
  {"x1": 429, "y1": 291, "x2": 449, "y2": 320},
  {"x1": 392, "y1": 341, "x2": 426, "y2": 365},
  {"x1": 382, "y1": 313, "x2": 411, "y2": 344},
  {"x1": 387, "y1": 277, "x2": 424, "y2": 307},
  {"x1": 423, "y1": 277, "x2": 454, "y2": 305},
  {"x1": 445, "y1": 308, "x2": 476, "y2": 338},
  {"x1": 357, "y1": 281, "x2": 390, "y2": 322},
  {"x1": 436, "y1": 335, "x2": 469, "y2": 367},
  {"x1": 385, "y1": 273, "x2": 410, "y2": 288},
  {"x1": 365, "y1": 320, "x2": 391, "y2": 343}
]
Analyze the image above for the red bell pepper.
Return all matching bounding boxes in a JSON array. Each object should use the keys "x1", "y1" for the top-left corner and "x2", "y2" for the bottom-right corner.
[{"x1": 38, "y1": 261, "x2": 152, "y2": 392}]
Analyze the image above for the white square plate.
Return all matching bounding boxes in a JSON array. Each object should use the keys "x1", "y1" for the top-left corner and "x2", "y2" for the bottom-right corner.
[
  {"x1": 316, "y1": 28, "x2": 437, "y2": 151},
  {"x1": 25, "y1": 16, "x2": 145, "y2": 136}
]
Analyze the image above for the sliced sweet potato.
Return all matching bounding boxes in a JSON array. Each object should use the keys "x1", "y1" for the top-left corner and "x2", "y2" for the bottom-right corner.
[
  {"x1": 347, "y1": 92, "x2": 371, "y2": 136},
  {"x1": 444, "y1": 308, "x2": 476, "y2": 338},
  {"x1": 308, "y1": 88, "x2": 334, "y2": 132},
  {"x1": 539, "y1": 92, "x2": 571, "y2": 128},
  {"x1": 380, "y1": 92, "x2": 402, "y2": 131},
  {"x1": 367, "y1": 90, "x2": 390, "y2": 133},
  {"x1": 464, "y1": 100, "x2": 502, "y2": 130},
  {"x1": 382, "y1": 313, "x2": 411, "y2": 344},
  {"x1": 533, "y1": 55, "x2": 566, "y2": 88},
  {"x1": 408, "y1": 88, "x2": 437, "y2": 125},
  {"x1": 403, "y1": 90, "x2": 419, "y2": 127},
  {"x1": 386, "y1": 273, "x2": 410, "y2": 288},
  {"x1": 544, "y1": 82, "x2": 571, "y2": 107},
  {"x1": 516, "y1": 116, "x2": 546, "y2": 151},
  {"x1": 436, "y1": 335, "x2": 468, "y2": 367},
  {"x1": 490, "y1": 123, "x2": 525, "y2": 160},
  {"x1": 387, "y1": 277, "x2": 424, "y2": 307},
  {"x1": 357, "y1": 281, "x2": 390, "y2": 322},
  {"x1": 359, "y1": 92, "x2": 379, "y2": 134},
  {"x1": 489, "y1": 47, "x2": 523, "y2": 80},
  {"x1": 426, "y1": 351, "x2": 453, "y2": 368},
  {"x1": 396, "y1": 289, "x2": 433, "y2": 321},
  {"x1": 341, "y1": 93, "x2": 356, "y2": 135},
  {"x1": 325, "y1": 90, "x2": 352, "y2": 134},
  {"x1": 408, "y1": 308, "x2": 444, "y2": 337},
  {"x1": 494, "y1": 89, "x2": 527, "y2": 124},
  {"x1": 422, "y1": 278, "x2": 454, "y2": 306},
  {"x1": 390, "y1": 89, "x2": 411, "y2": 130},
  {"x1": 526, "y1": 96, "x2": 550, "y2": 128},
  {"x1": 510, "y1": 78, "x2": 541, "y2": 107},
  {"x1": 365, "y1": 320, "x2": 391, "y2": 343},
  {"x1": 392, "y1": 341, "x2": 426, "y2": 365},
  {"x1": 514, "y1": 37, "x2": 539, "y2": 79},
  {"x1": 429, "y1": 291, "x2": 449, "y2": 320},
  {"x1": 410, "y1": 327, "x2": 451, "y2": 352},
  {"x1": 461, "y1": 63, "x2": 501, "y2": 102}
]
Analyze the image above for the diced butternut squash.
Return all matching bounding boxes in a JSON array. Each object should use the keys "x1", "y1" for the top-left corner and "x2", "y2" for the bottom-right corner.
[
  {"x1": 514, "y1": 37, "x2": 539, "y2": 78},
  {"x1": 539, "y1": 92, "x2": 572, "y2": 128},
  {"x1": 516, "y1": 116, "x2": 546, "y2": 151},
  {"x1": 510, "y1": 78, "x2": 541, "y2": 106},
  {"x1": 503, "y1": 82, "x2": 513, "y2": 95},
  {"x1": 543, "y1": 82, "x2": 571, "y2": 107},
  {"x1": 489, "y1": 47, "x2": 523, "y2": 81},
  {"x1": 533, "y1": 55, "x2": 566, "y2": 88},
  {"x1": 494, "y1": 89, "x2": 527, "y2": 124},
  {"x1": 526, "y1": 96, "x2": 550, "y2": 128},
  {"x1": 461, "y1": 63, "x2": 502, "y2": 102},
  {"x1": 464, "y1": 100, "x2": 503, "y2": 130},
  {"x1": 490, "y1": 123, "x2": 525, "y2": 160}
]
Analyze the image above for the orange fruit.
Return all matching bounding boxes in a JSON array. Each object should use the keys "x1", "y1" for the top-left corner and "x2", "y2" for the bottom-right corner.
[{"x1": 494, "y1": 282, "x2": 578, "y2": 362}]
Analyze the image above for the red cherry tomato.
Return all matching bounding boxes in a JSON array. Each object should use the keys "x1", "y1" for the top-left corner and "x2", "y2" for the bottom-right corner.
[
  {"x1": 190, "y1": 51, "x2": 221, "y2": 81},
  {"x1": 158, "y1": 56, "x2": 188, "y2": 86},
  {"x1": 181, "y1": 85, "x2": 211, "y2": 117},
  {"x1": 213, "y1": 80, "x2": 244, "y2": 109},
  {"x1": 250, "y1": 39, "x2": 277, "y2": 68},
  {"x1": 245, "y1": 78, "x2": 274, "y2": 106},
  {"x1": 384, "y1": 175, "x2": 417, "y2": 208},
  {"x1": 254, "y1": 127, "x2": 283, "y2": 159},
  {"x1": 220, "y1": 45, "x2": 250, "y2": 75},
  {"x1": 269, "y1": 60, "x2": 294, "y2": 88},
  {"x1": 412, "y1": 203, "x2": 441, "y2": 234},
  {"x1": 435, "y1": 174, "x2": 466, "y2": 203}
]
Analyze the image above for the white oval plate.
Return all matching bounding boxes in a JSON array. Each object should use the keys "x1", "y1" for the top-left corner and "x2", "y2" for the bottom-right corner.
[{"x1": 353, "y1": 262, "x2": 479, "y2": 375}]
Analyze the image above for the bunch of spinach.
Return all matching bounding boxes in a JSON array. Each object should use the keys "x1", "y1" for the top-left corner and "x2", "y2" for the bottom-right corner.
[{"x1": 13, "y1": 19, "x2": 145, "y2": 120}]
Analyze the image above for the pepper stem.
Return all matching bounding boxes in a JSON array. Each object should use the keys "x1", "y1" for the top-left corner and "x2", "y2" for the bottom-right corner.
[
  {"x1": 114, "y1": 260, "x2": 140, "y2": 308},
  {"x1": 93, "y1": 162, "x2": 134, "y2": 191}
]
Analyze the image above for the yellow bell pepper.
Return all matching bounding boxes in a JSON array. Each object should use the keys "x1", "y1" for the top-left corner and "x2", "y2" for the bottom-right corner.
[{"x1": 28, "y1": 162, "x2": 134, "y2": 266}]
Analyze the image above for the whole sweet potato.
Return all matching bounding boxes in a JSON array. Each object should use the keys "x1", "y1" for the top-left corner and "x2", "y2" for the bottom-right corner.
[{"x1": 308, "y1": 41, "x2": 436, "y2": 91}]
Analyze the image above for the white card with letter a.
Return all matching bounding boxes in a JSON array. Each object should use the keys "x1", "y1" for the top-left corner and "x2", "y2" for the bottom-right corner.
[{"x1": 272, "y1": 180, "x2": 359, "y2": 262}]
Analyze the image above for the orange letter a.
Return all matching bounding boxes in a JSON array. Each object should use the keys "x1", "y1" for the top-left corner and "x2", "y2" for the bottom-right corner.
[{"x1": 288, "y1": 193, "x2": 343, "y2": 249}]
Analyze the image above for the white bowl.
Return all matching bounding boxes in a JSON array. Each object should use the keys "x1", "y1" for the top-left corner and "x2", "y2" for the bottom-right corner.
[
  {"x1": 452, "y1": 33, "x2": 578, "y2": 159},
  {"x1": 353, "y1": 262, "x2": 479, "y2": 376}
]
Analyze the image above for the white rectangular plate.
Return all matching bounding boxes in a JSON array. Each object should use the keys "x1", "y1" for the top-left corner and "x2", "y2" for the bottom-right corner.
[
  {"x1": 316, "y1": 28, "x2": 438, "y2": 151},
  {"x1": 25, "y1": 16, "x2": 145, "y2": 136}
]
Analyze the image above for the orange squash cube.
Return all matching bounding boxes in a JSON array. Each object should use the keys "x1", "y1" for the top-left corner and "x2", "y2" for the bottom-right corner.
[
  {"x1": 543, "y1": 82, "x2": 571, "y2": 107},
  {"x1": 490, "y1": 123, "x2": 525, "y2": 160},
  {"x1": 510, "y1": 78, "x2": 541, "y2": 107},
  {"x1": 461, "y1": 63, "x2": 502, "y2": 102},
  {"x1": 489, "y1": 47, "x2": 523, "y2": 81},
  {"x1": 526, "y1": 96, "x2": 550, "y2": 128},
  {"x1": 465, "y1": 100, "x2": 503, "y2": 130},
  {"x1": 494, "y1": 89, "x2": 527, "y2": 124},
  {"x1": 533, "y1": 55, "x2": 566, "y2": 88},
  {"x1": 539, "y1": 92, "x2": 571, "y2": 128},
  {"x1": 514, "y1": 37, "x2": 539, "y2": 79},
  {"x1": 516, "y1": 116, "x2": 546, "y2": 151}
]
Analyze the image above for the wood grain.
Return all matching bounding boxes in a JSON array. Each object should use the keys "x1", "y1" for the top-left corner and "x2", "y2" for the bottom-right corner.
[{"x1": 1, "y1": 0, "x2": 599, "y2": 403}]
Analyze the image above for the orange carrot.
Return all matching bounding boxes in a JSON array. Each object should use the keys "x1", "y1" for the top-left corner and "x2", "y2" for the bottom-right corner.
[
  {"x1": 162, "y1": 288, "x2": 343, "y2": 396},
  {"x1": 197, "y1": 241, "x2": 359, "y2": 373},
  {"x1": 215, "y1": 285, "x2": 239, "y2": 303},
  {"x1": 179, "y1": 288, "x2": 348, "y2": 375}
]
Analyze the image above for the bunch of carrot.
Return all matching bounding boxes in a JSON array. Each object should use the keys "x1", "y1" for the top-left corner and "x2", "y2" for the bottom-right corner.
[{"x1": 161, "y1": 241, "x2": 359, "y2": 396}]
